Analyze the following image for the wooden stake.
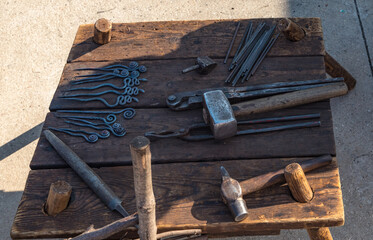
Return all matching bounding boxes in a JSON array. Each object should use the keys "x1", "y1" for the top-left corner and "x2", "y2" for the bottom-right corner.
[
  {"x1": 307, "y1": 227, "x2": 333, "y2": 240},
  {"x1": 284, "y1": 163, "x2": 313, "y2": 203},
  {"x1": 130, "y1": 136, "x2": 157, "y2": 240},
  {"x1": 278, "y1": 18, "x2": 306, "y2": 42},
  {"x1": 93, "y1": 18, "x2": 112, "y2": 44},
  {"x1": 325, "y1": 51, "x2": 356, "y2": 90},
  {"x1": 45, "y1": 181, "x2": 72, "y2": 216},
  {"x1": 284, "y1": 163, "x2": 333, "y2": 240}
]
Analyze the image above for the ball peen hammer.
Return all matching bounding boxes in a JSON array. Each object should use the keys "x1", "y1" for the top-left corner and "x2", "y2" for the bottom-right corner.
[
  {"x1": 220, "y1": 155, "x2": 333, "y2": 222},
  {"x1": 202, "y1": 82, "x2": 348, "y2": 140}
]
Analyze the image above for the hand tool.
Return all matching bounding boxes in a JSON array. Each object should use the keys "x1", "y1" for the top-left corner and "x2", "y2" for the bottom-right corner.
[
  {"x1": 202, "y1": 82, "x2": 348, "y2": 140},
  {"x1": 167, "y1": 77, "x2": 344, "y2": 111},
  {"x1": 145, "y1": 113, "x2": 320, "y2": 141},
  {"x1": 181, "y1": 56, "x2": 217, "y2": 74},
  {"x1": 224, "y1": 22, "x2": 241, "y2": 64},
  {"x1": 43, "y1": 130, "x2": 135, "y2": 221},
  {"x1": 220, "y1": 155, "x2": 333, "y2": 221},
  {"x1": 56, "y1": 108, "x2": 136, "y2": 120}
]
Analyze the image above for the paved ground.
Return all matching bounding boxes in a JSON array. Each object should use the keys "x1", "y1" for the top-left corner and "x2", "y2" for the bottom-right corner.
[{"x1": 1, "y1": 0, "x2": 372, "y2": 239}]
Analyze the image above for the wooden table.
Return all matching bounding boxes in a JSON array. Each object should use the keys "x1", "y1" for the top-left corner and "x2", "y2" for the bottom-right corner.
[{"x1": 11, "y1": 18, "x2": 344, "y2": 239}]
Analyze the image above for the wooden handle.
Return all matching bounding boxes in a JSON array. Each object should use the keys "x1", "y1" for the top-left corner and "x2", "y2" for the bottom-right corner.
[
  {"x1": 240, "y1": 155, "x2": 332, "y2": 196},
  {"x1": 232, "y1": 82, "x2": 348, "y2": 118},
  {"x1": 284, "y1": 163, "x2": 314, "y2": 202},
  {"x1": 130, "y1": 136, "x2": 157, "y2": 240},
  {"x1": 93, "y1": 18, "x2": 112, "y2": 44},
  {"x1": 325, "y1": 51, "x2": 356, "y2": 90},
  {"x1": 278, "y1": 18, "x2": 306, "y2": 42},
  {"x1": 45, "y1": 181, "x2": 72, "y2": 216}
]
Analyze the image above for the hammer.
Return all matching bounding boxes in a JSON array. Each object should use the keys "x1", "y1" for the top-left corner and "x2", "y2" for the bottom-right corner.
[
  {"x1": 220, "y1": 155, "x2": 333, "y2": 222},
  {"x1": 182, "y1": 56, "x2": 217, "y2": 74},
  {"x1": 203, "y1": 82, "x2": 348, "y2": 140}
]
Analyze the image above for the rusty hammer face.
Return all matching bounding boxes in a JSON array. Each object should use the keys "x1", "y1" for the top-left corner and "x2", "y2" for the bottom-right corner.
[{"x1": 220, "y1": 166, "x2": 248, "y2": 222}]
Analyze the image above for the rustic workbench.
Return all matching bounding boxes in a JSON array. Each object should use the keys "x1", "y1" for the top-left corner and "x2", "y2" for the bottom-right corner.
[{"x1": 11, "y1": 18, "x2": 344, "y2": 239}]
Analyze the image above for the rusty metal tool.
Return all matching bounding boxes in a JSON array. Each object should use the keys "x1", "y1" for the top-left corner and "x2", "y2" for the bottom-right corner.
[
  {"x1": 202, "y1": 82, "x2": 348, "y2": 140},
  {"x1": 220, "y1": 155, "x2": 333, "y2": 221},
  {"x1": 167, "y1": 77, "x2": 344, "y2": 111},
  {"x1": 182, "y1": 56, "x2": 217, "y2": 74},
  {"x1": 43, "y1": 130, "x2": 135, "y2": 222},
  {"x1": 145, "y1": 113, "x2": 320, "y2": 141},
  {"x1": 224, "y1": 22, "x2": 241, "y2": 64}
]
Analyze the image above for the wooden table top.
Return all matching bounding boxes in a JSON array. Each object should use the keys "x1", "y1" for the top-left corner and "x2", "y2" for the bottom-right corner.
[{"x1": 11, "y1": 18, "x2": 344, "y2": 239}]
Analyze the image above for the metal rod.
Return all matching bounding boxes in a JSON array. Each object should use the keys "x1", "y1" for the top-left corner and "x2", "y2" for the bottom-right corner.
[
  {"x1": 224, "y1": 22, "x2": 241, "y2": 64},
  {"x1": 247, "y1": 33, "x2": 280, "y2": 80},
  {"x1": 230, "y1": 22, "x2": 251, "y2": 68}
]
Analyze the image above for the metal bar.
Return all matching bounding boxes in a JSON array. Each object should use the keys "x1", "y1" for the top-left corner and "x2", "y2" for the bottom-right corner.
[
  {"x1": 224, "y1": 22, "x2": 241, "y2": 64},
  {"x1": 230, "y1": 22, "x2": 251, "y2": 68},
  {"x1": 181, "y1": 121, "x2": 321, "y2": 141},
  {"x1": 246, "y1": 33, "x2": 280, "y2": 80}
]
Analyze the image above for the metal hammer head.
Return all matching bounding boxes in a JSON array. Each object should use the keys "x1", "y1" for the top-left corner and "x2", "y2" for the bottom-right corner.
[
  {"x1": 220, "y1": 166, "x2": 249, "y2": 222},
  {"x1": 196, "y1": 56, "x2": 217, "y2": 74},
  {"x1": 202, "y1": 90, "x2": 237, "y2": 140}
]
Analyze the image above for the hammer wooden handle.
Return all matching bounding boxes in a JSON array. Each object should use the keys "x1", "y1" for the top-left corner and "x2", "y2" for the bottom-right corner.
[
  {"x1": 232, "y1": 82, "x2": 348, "y2": 117},
  {"x1": 240, "y1": 155, "x2": 333, "y2": 196}
]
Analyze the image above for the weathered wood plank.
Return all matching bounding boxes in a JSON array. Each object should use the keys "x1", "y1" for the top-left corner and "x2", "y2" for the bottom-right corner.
[
  {"x1": 67, "y1": 18, "x2": 324, "y2": 62},
  {"x1": 50, "y1": 56, "x2": 326, "y2": 110},
  {"x1": 31, "y1": 102, "x2": 335, "y2": 169},
  {"x1": 11, "y1": 157, "x2": 344, "y2": 239}
]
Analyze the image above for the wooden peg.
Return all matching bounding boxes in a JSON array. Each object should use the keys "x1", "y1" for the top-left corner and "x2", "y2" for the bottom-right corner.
[
  {"x1": 307, "y1": 227, "x2": 333, "y2": 240},
  {"x1": 45, "y1": 180, "x2": 72, "y2": 216},
  {"x1": 285, "y1": 163, "x2": 334, "y2": 240},
  {"x1": 284, "y1": 163, "x2": 313, "y2": 203},
  {"x1": 278, "y1": 18, "x2": 306, "y2": 42},
  {"x1": 93, "y1": 18, "x2": 112, "y2": 44},
  {"x1": 130, "y1": 136, "x2": 157, "y2": 240}
]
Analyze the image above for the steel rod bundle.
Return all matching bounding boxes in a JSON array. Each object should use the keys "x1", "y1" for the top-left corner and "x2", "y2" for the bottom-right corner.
[{"x1": 226, "y1": 22, "x2": 279, "y2": 86}]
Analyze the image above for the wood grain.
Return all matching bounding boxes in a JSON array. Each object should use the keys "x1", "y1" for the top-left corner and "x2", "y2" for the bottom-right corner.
[
  {"x1": 67, "y1": 18, "x2": 324, "y2": 63},
  {"x1": 50, "y1": 56, "x2": 326, "y2": 110},
  {"x1": 11, "y1": 157, "x2": 344, "y2": 239},
  {"x1": 284, "y1": 163, "x2": 314, "y2": 203},
  {"x1": 32, "y1": 102, "x2": 335, "y2": 169}
]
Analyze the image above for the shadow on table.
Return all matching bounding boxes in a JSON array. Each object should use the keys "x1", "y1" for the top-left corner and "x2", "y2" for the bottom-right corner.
[{"x1": 0, "y1": 122, "x2": 44, "y2": 161}]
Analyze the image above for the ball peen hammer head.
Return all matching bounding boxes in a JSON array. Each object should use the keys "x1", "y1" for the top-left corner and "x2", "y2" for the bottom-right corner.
[
  {"x1": 202, "y1": 90, "x2": 237, "y2": 140},
  {"x1": 220, "y1": 166, "x2": 249, "y2": 222}
]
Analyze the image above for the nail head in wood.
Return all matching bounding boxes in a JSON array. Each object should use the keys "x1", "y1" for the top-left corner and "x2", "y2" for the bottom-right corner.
[
  {"x1": 278, "y1": 18, "x2": 306, "y2": 42},
  {"x1": 93, "y1": 18, "x2": 112, "y2": 45},
  {"x1": 45, "y1": 180, "x2": 72, "y2": 216},
  {"x1": 284, "y1": 163, "x2": 313, "y2": 203},
  {"x1": 307, "y1": 227, "x2": 333, "y2": 240}
]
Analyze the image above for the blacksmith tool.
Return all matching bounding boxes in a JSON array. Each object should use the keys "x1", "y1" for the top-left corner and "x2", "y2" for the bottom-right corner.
[
  {"x1": 220, "y1": 155, "x2": 333, "y2": 221},
  {"x1": 182, "y1": 56, "x2": 217, "y2": 75},
  {"x1": 43, "y1": 130, "x2": 136, "y2": 224},
  {"x1": 145, "y1": 113, "x2": 321, "y2": 141},
  {"x1": 224, "y1": 22, "x2": 241, "y2": 64},
  {"x1": 202, "y1": 82, "x2": 348, "y2": 140},
  {"x1": 166, "y1": 77, "x2": 344, "y2": 111}
]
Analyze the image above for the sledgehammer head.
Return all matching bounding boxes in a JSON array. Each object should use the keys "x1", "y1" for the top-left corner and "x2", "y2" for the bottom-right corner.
[
  {"x1": 202, "y1": 90, "x2": 237, "y2": 140},
  {"x1": 220, "y1": 166, "x2": 249, "y2": 222}
]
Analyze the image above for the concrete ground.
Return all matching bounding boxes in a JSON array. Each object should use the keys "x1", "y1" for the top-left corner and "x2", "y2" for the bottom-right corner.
[{"x1": 1, "y1": 0, "x2": 372, "y2": 239}]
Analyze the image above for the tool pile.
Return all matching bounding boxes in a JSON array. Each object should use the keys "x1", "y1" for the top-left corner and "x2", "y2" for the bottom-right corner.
[{"x1": 225, "y1": 22, "x2": 279, "y2": 86}]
